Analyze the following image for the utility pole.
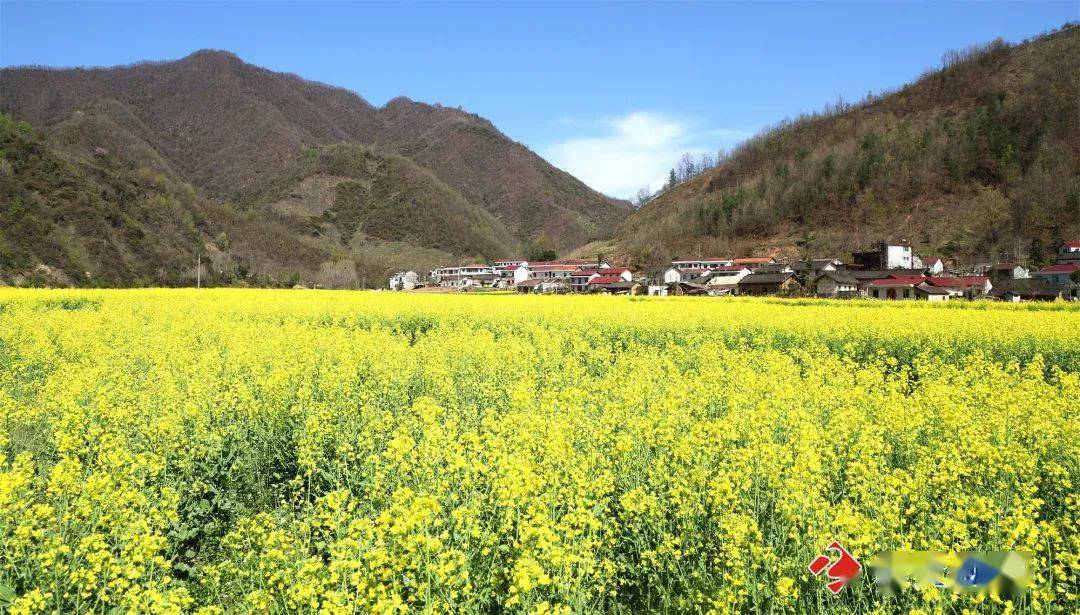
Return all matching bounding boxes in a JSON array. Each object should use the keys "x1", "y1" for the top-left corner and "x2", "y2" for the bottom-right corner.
[{"x1": 197, "y1": 252, "x2": 201, "y2": 289}]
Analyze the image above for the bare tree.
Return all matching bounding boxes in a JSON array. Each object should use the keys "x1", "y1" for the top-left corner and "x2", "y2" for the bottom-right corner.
[
  {"x1": 634, "y1": 184, "x2": 653, "y2": 208},
  {"x1": 317, "y1": 258, "x2": 359, "y2": 289},
  {"x1": 676, "y1": 152, "x2": 696, "y2": 182}
]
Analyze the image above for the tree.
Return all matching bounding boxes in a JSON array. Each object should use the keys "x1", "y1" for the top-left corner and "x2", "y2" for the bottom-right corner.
[
  {"x1": 667, "y1": 169, "x2": 677, "y2": 190},
  {"x1": 677, "y1": 153, "x2": 696, "y2": 181},
  {"x1": 633, "y1": 185, "x2": 652, "y2": 208}
]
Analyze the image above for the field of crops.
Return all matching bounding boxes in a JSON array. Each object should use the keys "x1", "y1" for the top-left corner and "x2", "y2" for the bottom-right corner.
[{"x1": 0, "y1": 289, "x2": 1077, "y2": 614}]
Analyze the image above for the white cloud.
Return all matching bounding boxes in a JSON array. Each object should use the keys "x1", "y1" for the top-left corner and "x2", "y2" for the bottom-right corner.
[{"x1": 543, "y1": 112, "x2": 751, "y2": 200}]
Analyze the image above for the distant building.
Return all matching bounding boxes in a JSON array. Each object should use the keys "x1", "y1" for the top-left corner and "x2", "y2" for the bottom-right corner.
[
  {"x1": 431, "y1": 264, "x2": 498, "y2": 288},
  {"x1": 924, "y1": 257, "x2": 944, "y2": 275},
  {"x1": 497, "y1": 263, "x2": 531, "y2": 286},
  {"x1": 570, "y1": 267, "x2": 631, "y2": 292},
  {"x1": 732, "y1": 257, "x2": 777, "y2": 269},
  {"x1": 868, "y1": 275, "x2": 945, "y2": 300},
  {"x1": 389, "y1": 271, "x2": 419, "y2": 291},
  {"x1": 989, "y1": 263, "x2": 1029, "y2": 282},
  {"x1": 991, "y1": 279, "x2": 1078, "y2": 302},
  {"x1": 813, "y1": 271, "x2": 859, "y2": 298},
  {"x1": 1033, "y1": 264, "x2": 1080, "y2": 285},
  {"x1": 670, "y1": 257, "x2": 734, "y2": 270},
  {"x1": 1057, "y1": 242, "x2": 1080, "y2": 265},
  {"x1": 737, "y1": 271, "x2": 798, "y2": 296},
  {"x1": 925, "y1": 276, "x2": 993, "y2": 299},
  {"x1": 852, "y1": 241, "x2": 913, "y2": 270},
  {"x1": 692, "y1": 266, "x2": 751, "y2": 293}
]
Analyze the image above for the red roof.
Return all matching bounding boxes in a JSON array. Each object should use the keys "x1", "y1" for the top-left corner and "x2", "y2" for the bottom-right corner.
[
  {"x1": 589, "y1": 276, "x2": 624, "y2": 285},
  {"x1": 733, "y1": 257, "x2": 774, "y2": 264},
  {"x1": 870, "y1": 275, "x2": 926, "y2": 287},
  {"x1": 1064, "y1": 241, "x2": 1080, "y2": 248},
  {"x1": 672, "y1": 258, "x2": 730, "y2": 263},
  {"x1": 571, "y1": 270, "x2": 600, "y2": 278},
  {"x1": 924, "y1": 257, "x2": 942, "y2": 265},
  {"x1": 1037, "y1": 264, "x2": 1080, "y2": 273},
  {"x1": 926, "y1": 276, "x2": 989, "y2": 288},
  {"x1": 599, "y1": 267, "x2": 628, "y2": 275},
  {"x1": 504, "y1": 265, "x2": 521, "y2": 271}
]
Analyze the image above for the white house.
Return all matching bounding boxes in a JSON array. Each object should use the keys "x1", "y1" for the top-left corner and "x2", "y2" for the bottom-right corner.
[
  {"x1": 389, "y1": 271, "x2": 419, "y2": 291},
  {"x1": 670, "y1": 257, "x2": 733, "y2": 270},
  {"x1": 924, "y1": 257, "x2": 944, "y2": 275},
  {"x1": 854, "y1": 241, "x2": 913, "y2": 270},
  {"x1": 497, "y1": 263, "x2": 530, "y2": 287},
  {"x1": 432, "y1": 264, "x2": 498, "y2": 288}
]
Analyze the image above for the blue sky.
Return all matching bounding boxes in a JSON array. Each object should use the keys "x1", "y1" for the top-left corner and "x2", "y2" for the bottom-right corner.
[{"x1": 1, "y1": 1, "x2": 1076, "y2": 198}]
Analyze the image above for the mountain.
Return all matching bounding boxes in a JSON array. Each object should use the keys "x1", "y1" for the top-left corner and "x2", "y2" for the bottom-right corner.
[
  {"x1": 0, "y1": 50, "x2": 628, "y2": 286},
  {"x1": 616, "y1": 24, "x2": 1080, "y2": 271}
]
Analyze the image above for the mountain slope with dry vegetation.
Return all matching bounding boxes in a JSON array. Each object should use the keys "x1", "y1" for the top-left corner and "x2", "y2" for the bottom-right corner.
[
  {"x1": 619, "y1": 24, "x2": 1080, "y2": 270},
  {"x1": 0, "y1": 50, "x2": 627, "y2": 286}
]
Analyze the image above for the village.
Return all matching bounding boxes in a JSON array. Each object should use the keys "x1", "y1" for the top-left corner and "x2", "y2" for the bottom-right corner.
[{"x1": 389, "y1": 240, "x2": 1080, "y2": 302}]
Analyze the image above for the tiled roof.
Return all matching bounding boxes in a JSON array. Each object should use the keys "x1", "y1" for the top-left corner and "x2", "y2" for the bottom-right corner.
[
  {"x1": 589, "y1": 276, "x2": 624, "y2": 285},
  {"x1": 926, "y1": 276, "x2": 989, "y2": 288},
  {"x1": 869, "y1": 276, "x2": 926, "y2": 286},
  {"x1": 1036, "y1": 264, "x2": 1080, "y2": 273},
  {"x1": 739, "y1": 272, "x2": 795, "y2": 284}
]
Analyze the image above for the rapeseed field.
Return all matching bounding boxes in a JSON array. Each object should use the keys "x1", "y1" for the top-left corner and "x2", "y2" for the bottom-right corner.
[{"x1": 0, "y1": 289, "x2": 1077, "y2": 613}]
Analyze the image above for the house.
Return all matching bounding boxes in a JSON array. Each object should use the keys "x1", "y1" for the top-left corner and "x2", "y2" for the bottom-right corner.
[
  {"x1": 528, "y1": 263, "x2": 581, "y2": 281},
  {"x1": 493, "y1": 259, "x2": 528, "y2": 268},
  {"x1": 990, "y1": 279, "x2": 1079, "y2": 302},
  {"x1": 793, "y1": 259, "x2": 842, "y2": 278},
  {"x1": 737, "y1": 271, "x2": 798, "y2": 296},
  {"x1": 647, "y1": 285, "x2": 668, "y2": 296},
  {"x1": 1057, "y1": 241, "x2": 1080, "y2": 265},
  {"x1": 925, "y1": 276, "x2": 992, "y2": 299},
  {"x1": 852, "y1": 241, "x2": 913, "y2": 270},
  {"x1": 1033, "y1": 264, "x2": 1080, "y2": 285},
  {"x1": 866, "y1": 275, "x2": 949, "y2": 302},
  {"x1": 664, "y1": 267, "x2": 711, "y2": 284},
  {"x1": 989, "y1": 263, "x2": 1029, "y2": 282},
  {"x1": 915, "y1": 283, "x2": 951, "y2": 302},
  {"x1": 515, "y1": 279, "x2": 544, "y2": 293},
  {"x1": 388, "y1": 271, "x2": 419, "y2": 291},
  {"x1": 589, "y1": 276, "x2": 639, "y2": 294},
  {"x1": 497, "y1": 263, "x2": 531, "y2": 286},
  {"x1": 602, "y1": 281, "x2": 643, "y2": 295},
  {"x1": 732, "y1": 257, "x2": 777, "y2": 269},
  {"x1": 848, "y1": 269, "x2": 925, "y2": 297},
  {"x1": 570, "y1": 267, "x2": 631, "y2": 292},
  {"x1": 813, "y1": 271, "x2": 860, "y2": 298},
  {"x1": 867, "y1": 275, "x2": 928, "y2": 300},
  {"x1": 670, "y1": 257, "x2": 733, "y2": 270},
  {"x1": 754, "y1": 263, "x2": 794, "y2": 274},
  {"x1": 693, "y1": 266, "x2": 751, "y2": 293},
  {"x1": 923, "y1": 257, "x2": 944, "y2": 275}
]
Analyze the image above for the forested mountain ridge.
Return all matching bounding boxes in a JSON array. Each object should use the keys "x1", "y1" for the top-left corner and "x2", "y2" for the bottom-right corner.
[
  {"x1": 0, "y1": 50, "x2": 627, "y2": 286},
  {"x1": 618, "y1": 24, "x2": 1080, "y2": 270}
]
